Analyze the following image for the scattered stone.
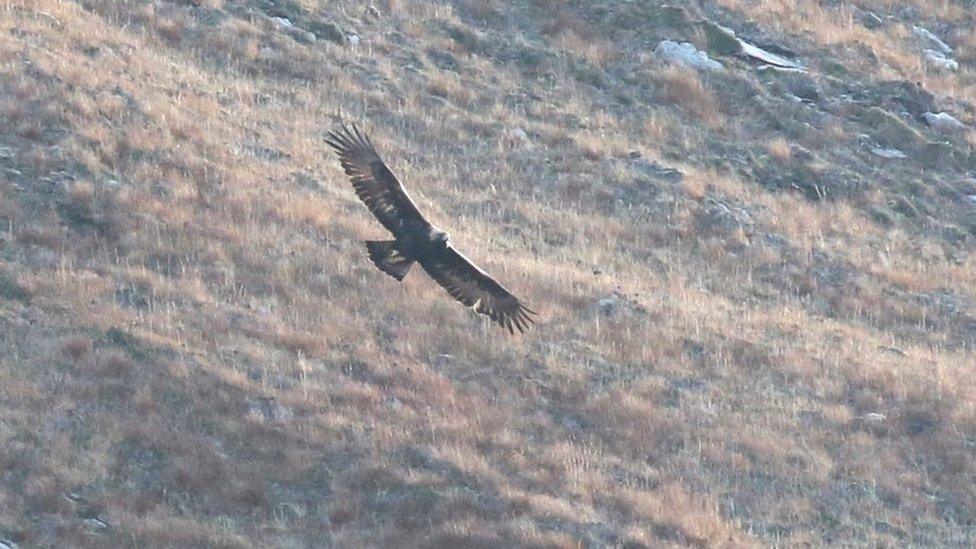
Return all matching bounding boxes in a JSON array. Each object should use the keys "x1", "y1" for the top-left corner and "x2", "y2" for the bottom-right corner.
[
  {"x1": 307, "y1": 20, "x2": 345, "y2": 44},
  {"x1": 923, "y1": 111, "x2": 967, "y2": 133},
  {"x1": 0, "y1": 539, "x2": 17, "y2": 549},
  {"x1": 348, "y1": 34, "x2": 361, "y2": 46},
  {"x1": 632, "y1": 160, "x2": 683, "y2": 182},
  {"x1": 782, "y1": 74, "x2": 821, "y2": 103},
  {"x1": 432, "y1": 354, "x2": 454, "y2": 367},
  {"x1": 870, "y1": 147, "x2": 907, "y2": 159},
  {"x1": 923, "y1": 49, "x2": 958, "y2": 71},
  {"x1": 65, "y1": 491, "x2": 87, "y2": 504},
  {"x1": 857, "y1": 107, "x2": 927, "y2": 152},
  {"x1": 293, "y1": 30, "x2": 317, "y2": 44},
  {"x1": 762, "y1": 233, "x2": 791, "y2": 250},
  {"x1": 83, "y1": 517, "x2": 109, "y2": 533},
  {"x1": 864, "y1": 412, "x2": 886, "y2": 423},
  {"x1": 855, "y1": 8, "x2": 885, "y2": 30},
  {"x1": 855, "y1": 81, "x2": 936, "y2": 119},
  {"x1": 966, "y1": 195, "x2": 976, "y2": 204},
  {"x1": 699, "y1": 200, "x2": 752, "y2": 235},
  {"x1": 702, "y1": 21, "x2": 741, "y2": 55},
  {"x1": 739, "y1": 42, "x2": 805, "y2": 71},
  {"x1": 0, "y1": 146, "x2": 14, "y2": 158},
  {"x1": 654, "y1": 40, "x2": 725, "y2": 73},
  {"x1": 757, "y1": 64, "x2": 806, "y2": 74},
  {"x1": 596, "y1": 294, "x2": 622, "y2": 316},
  {"x1": 703, "y1": 22, "x2": 805, "y2": 71},
  {"x1": 594, "y1": 290, "x2": 645, "y2": 318},
  {"x1": 560, "y1": 415, "x2": 583, "y2": 432},
  {"x1": 912, "y1": 25, "x2": 952, "y2": 54},
  {"x1": 270, "y1": 16, "x2": 293, "y2": 28},
  {"x1": 510, "y1": 127, "x2": 528, "y2": 141},
  {"x1": 878, "y1": 345, "x2": 906, "y2": 356},
  {"x1": 427, "y1": 49, "x2": 460, "y2": 71},
  {"x1": 268, "y1": 15, "x2": 319, "y2": 45}
]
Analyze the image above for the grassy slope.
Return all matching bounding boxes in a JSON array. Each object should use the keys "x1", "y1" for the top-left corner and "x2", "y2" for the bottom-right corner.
[{"x1": 1, "y1": 0, "x2": 975, "y2": 546}]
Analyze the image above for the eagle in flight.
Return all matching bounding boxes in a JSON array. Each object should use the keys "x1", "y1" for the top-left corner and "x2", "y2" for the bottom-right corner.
[{"x1": 325, "y1": 124, "x2": 536, "y2": 334}]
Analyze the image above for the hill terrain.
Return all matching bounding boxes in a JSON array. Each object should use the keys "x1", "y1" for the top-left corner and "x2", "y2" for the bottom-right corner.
[{"x1": 1, "y1": 0, "x2": 976, "y2": 546}]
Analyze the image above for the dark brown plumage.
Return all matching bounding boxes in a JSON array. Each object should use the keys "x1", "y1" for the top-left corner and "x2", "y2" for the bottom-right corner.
[{"x1": 325, "y1": 123, "x2": 536, "y2": 334}]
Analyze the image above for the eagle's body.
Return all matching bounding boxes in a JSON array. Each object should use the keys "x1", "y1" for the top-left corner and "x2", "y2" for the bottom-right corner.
[
  {"x1": 325, "y1": 124, "x2": 535, "y2": 334},
  {"x1": 364, "y1": 224, "x2": 449, "y2": 282}
]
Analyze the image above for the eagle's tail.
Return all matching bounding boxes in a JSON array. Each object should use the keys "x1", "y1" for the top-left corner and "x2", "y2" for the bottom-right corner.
[{"x1": 365, "y1": 240, "x2": 414, "y2": 281}]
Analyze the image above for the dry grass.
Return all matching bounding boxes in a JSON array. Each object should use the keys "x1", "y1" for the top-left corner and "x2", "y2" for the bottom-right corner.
[
  {"x1": 0, "y1": 0, "x2": 975, "y2": 546},
  {"x1": 655, "y1": 66, "x2": 727, "y2": 130},
  {"x1": 765, "y1": 137, "x2": 793, "y2": 162}
]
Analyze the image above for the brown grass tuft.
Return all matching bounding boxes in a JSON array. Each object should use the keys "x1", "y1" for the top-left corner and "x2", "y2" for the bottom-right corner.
[
  {"x1": 655, "y1": 66, "x2": 725, "y2": 129},
  {"x1": 766, "y1": 137, "x2": 793, "y2": 162}
]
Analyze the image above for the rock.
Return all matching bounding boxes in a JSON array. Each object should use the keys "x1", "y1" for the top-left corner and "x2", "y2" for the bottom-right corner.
[
  {"x1": 857, "y1": 107, "x2": 927, "y2": 152},
  {"x1": 654, "y1": 40, "x2": 725, "y2": 73},
  {"x1": 702, "y1": 22, "x2": 805, "y2": 71},
  {"x1": 348, "y1": 34, "x2": 361, "y2": 46},
  {"x1": 83, "y1": 517, "x2": 109, "y2": 533},
  {"x1": 702, "y1": 21, "x2": 741, "y2": 56},
  {"x1": 864, "y1": 412, "x2": 886, "y2": 423},
  {"x1": 292, "y1": 29, "x2": 317, "y2": 44},
  {"x1": 596, "y1": 294, "x2": 623, "y2": 317},
  {"x1": 270, "y1": 16, "x2": 293, "y2": 28},
  {"x1": 594, "y1": 291, "x2": 645, "y2": 318},
  {"x1": 432, "y1": 354, "x2": 454, "y2": 367},
  {"x1": 0, "y1": 540, "x2": 17, "y2": 549},
  {"x1": 737, "y1": 40, "x2": 805, "y2": 71},
  {"x1": 427, "y1": 49, "x2": 460, "y2": 71},
  {"x1": 870, "y1": 147, "x2": 907, "y2": 159},
  {"x1": 699, "y1": 200, "x2": 752, "y2": 235},
  {"x1": 855, "y1": 81, "x2": 935, "y2": 119},
  {"x1": 878, "y1": 346, "x2": 906, "y2": 356},
  {"x1": 510, "y1": 127, "x2": 528, "y2": 141},
  {"x1": 763, "y1": 233, "x2": 791, "y2": 249},
  {"x1": 307, "y1": 20, "x2": 345, "y2": 44},
  {"x1": 855, "y1": 8, "x2": 885, "y2": 30},
  {"x1": 912, "y1": 25, "x2": 952, "y2": 54},
  {"x1": 782, "y1": 74, "x2": 821, "y2": 103},
  {"x1": 923, "y1": 49, "x2": 958, "y2": 71},
  {"x1": 632, "y1": 160, "x2": 683, "y2": 182},
  {"x1": 923, "y1": 111, "x2": 967, "y2": 133}
]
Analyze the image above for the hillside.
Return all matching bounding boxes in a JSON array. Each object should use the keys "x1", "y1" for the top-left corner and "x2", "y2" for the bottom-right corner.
[{"x1": 1, "y1": 0, "x2": 975, "y2": 546}]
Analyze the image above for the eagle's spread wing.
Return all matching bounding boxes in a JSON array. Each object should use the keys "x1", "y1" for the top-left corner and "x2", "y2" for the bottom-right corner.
[
  {"x1": 325, "y1": 124, "x2": 426, "y2": 234},
  {"x1": 420, "y1": 245, "x2": 535, "y2": 334}
]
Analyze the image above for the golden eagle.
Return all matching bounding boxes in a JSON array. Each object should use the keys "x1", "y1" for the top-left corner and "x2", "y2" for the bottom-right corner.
[{"x1": 325, "y1": 124, "x2": 536, "y2": 334}]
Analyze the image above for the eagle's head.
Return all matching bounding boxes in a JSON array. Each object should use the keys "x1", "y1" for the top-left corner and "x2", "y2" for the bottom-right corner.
[{"x1": 429, "y1": 228, "x2": 450, "y2": 248}]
